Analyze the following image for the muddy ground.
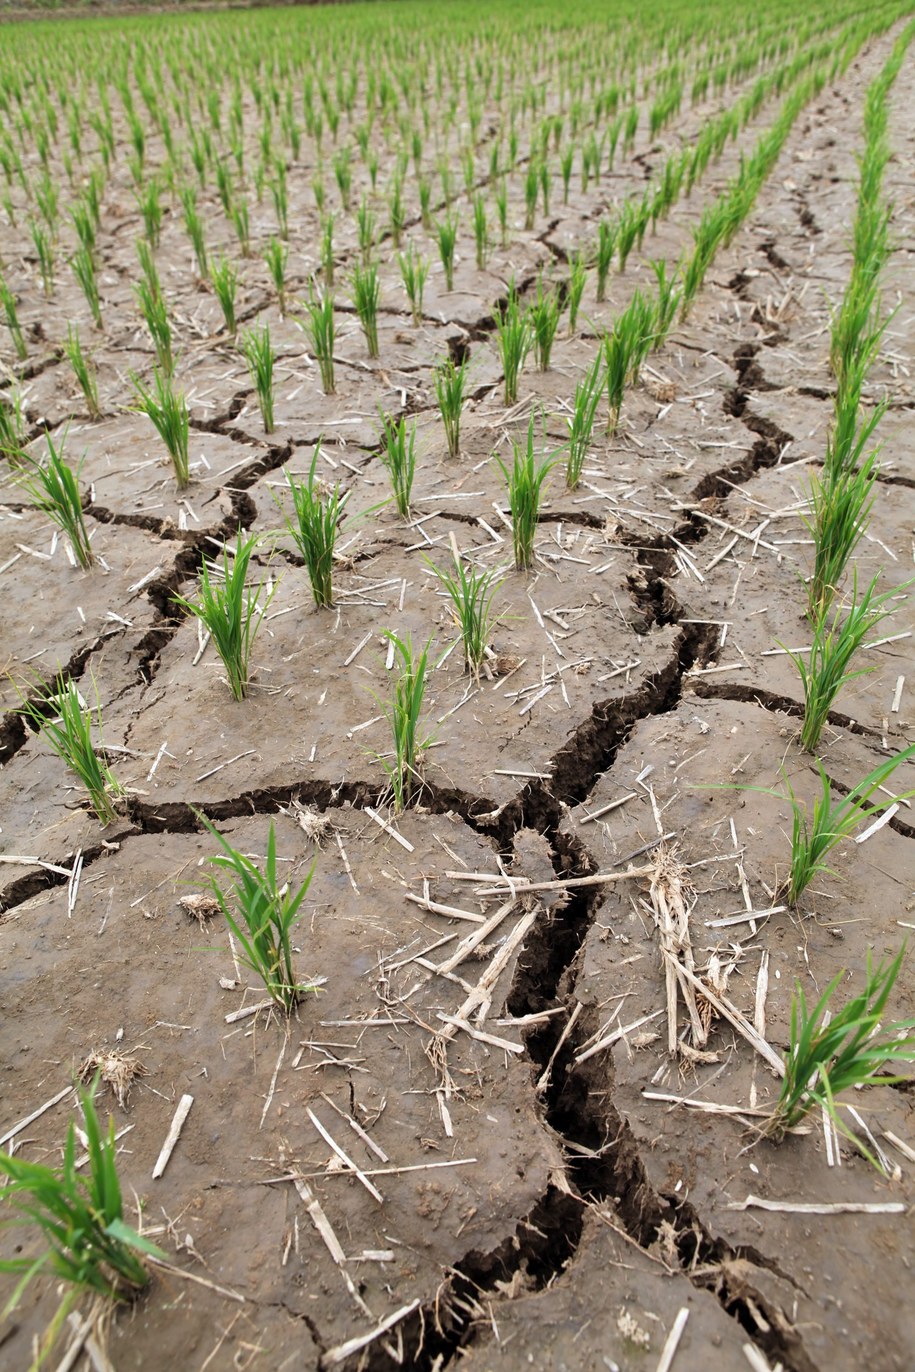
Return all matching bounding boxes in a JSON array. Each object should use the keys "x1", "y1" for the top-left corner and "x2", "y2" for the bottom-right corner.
[{"x1": 2, "y1": 20, "x2": 915, "y2": 1372}]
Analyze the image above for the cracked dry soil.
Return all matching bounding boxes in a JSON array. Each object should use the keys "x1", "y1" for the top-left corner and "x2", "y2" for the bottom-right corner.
[{"x1": 2, "y1": 24, "x2": 915, "y2": 1372}]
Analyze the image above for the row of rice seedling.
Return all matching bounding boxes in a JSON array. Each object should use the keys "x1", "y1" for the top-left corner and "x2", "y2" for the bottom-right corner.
[
  {"x1": 784, "y1": 25, "x2": 915, "y2": 755},
  {"x1": 0, "y1": 0, "x2": 894, "y2": 378},
  {"x1": 743, "y1": 31, "x2": 915, "y2": 1161},
  {"x1": 2, "y1": 6, "x2": 914, "y2": 1356}
]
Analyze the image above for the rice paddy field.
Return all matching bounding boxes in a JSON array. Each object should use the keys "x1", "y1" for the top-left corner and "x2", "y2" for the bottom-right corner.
[{"x1": 2, "y1": 0, "x2": 915, "y2": 1367}]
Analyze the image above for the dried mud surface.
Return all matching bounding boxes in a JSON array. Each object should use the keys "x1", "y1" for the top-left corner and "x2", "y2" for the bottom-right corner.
[{"x1": 2, "y1": 25, "x2": 915, "y2": 1372}]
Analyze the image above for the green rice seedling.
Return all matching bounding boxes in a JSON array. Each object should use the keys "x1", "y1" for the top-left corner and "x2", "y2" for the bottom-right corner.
[
  {"x1": 607, "y1": 113, "x2": 624, "y2": 171},
  {"x1": 0, "y1": 1078, "x2": 163, "y2": 1360},
  {"x1": 524, "y1": 160, "x2": 539, "y2": 231},
  {"x1": 137, "y1": 177, "x2": 162, "y2": 247},
  {"x1": 828, "y1": 378, "x2": 885, "y2": 481},
  {"x1": 352, "y1": 262, "x2": 380, "y2": 359},
  {"x1": 201, "y1": 815, "x2": 318, "y2": 1014},
  {"x1": 434, "y1": 355, "x2": 467, "y2": 459},
  {"x1": 173, "y1": 529, "x2": 277, "y2": 702},
  {"x1": 375, "y1": 631, "x2": 433, "y2": 813},
  {"x1": 624, "y1": 290, "x2": 656, "y2": 384},
  {"x1": 136, "y1": 239, "x2": 160, "y2": 303},
  {"x1": 624, "y1": 105, "x2": 639, "y2": 151},
  {"x1": 240, "y1": 324, "x2": 276, "y2": 434},
  {"x1": 357, "y1": 196, "x2": 376, "y2": 264},
  {"x1": 830, "y1": 283, "x2": 886, "y2": 404},
  {"x1": 461, "y1": 145, "x2": 475, "y2": 195},
  {"x1": 494, "y1": 181, "x2": 509, "y2": 248},
  {"x1": 70, "y1": 245, "x2": 101, "y2": 328},
  {"x1": 311, "y1": 171, "x2": 325, "y2": 215},
  {"x1": 231, "y1": 200, "x2": 251, "y2": 257},
  {"x1": 529, "y1": 276, "x2": 562, "y2": 371},
  {"x1": 473, "y1": 193, "x2": 489, "y2": 270},
  {"x1": 64, "y1": 324, "x2": 100, "y2": 418},
  {"x1": 398, "y1": 245, "x2": 429, "y2": 326},
  {"x1": 539, "y1": 159, "x2": 551, "y2": 216},
  {"x1": 17, "y1": 433, "x2": 94, "y2": 570},
  {"x1": 680, "y1": 201, "x2": 731, "y2": 318},
  {"x1": 616, "y1": 201, "x2": 641, "y2": 274},
  {"x1": 418, "y1": 176, "x2": 433, "y2": 230},
  {"x1": 135, "y1": 277, "x2": 173, "y2": 375},
  {"x1": 388, "y1": 177, "x2": 406, "y2": 249},
  {"x1": 302, "y1": 288, "x2": 335, "y2": 394},
  {"x1": 437, "y1": 214, "x2": 459, "y2": 292},
  {"x1": 756, "y1": 745, "x2": 915, "y2": 906},
  {"x1": 271, "y1": 169, "x2": 289, "y2": 240},
  {"x1": 378, "y1": 412, "x2": 416, "y2": 518},
  {"x1": 649, "y1": 258, "x2": 683, "y2": 347},
  {"x1": 132, "y1": 368, "x2": 190, "y2": 489},
  {"x1": 332, "y1": 147, "x2": 352, "y2": 209},
  {"x1": 264, "y1": 237, "x2": 288, "y2": 316},
  {"x1": 25, "y1": 663, "x2": 125, "y2": 816},
  {"x1": 425, "y1": 553, "x2": 504, "y2": 678},
  {"x1": 496, "y1": 413, "x2": 554, "y2": 571},
  {"x1": 35, "y1": 172, "x2": 59, "y2": 234},
  {"x1": 71, "y1": 201, "x2": 96, "y2": 259},
  {"x1": 210, "y1": 255, "x2": 239, "y2": 338},
  {"x1": 279, "y1": 445, "x2": 347, "y2": 609},
  {"x1": 31, "y1": 220, "x2": 54, "y2": 295},
  {"x1": 0, "y1": 385, "x2": 26, "y2": 465},
  {"x1": 595, "y1": 219, "x2": 616, "y2": 303},
  {"x1": 0, "y1": 278, "x2": 26, "y2": 360},
  {"x1": 805, "y1": 451, "x2": 878, "y2": 620},
  {"x1": 567, "y1": 251, "x2": 587, "y2": 333},
  {"x1": 495, "y1": 286, "x2": 531, "y2": 406},
  {"x1": 560, "y1": 146, "x2": 574, "y2": 203},
  {"x1": 787, "y1": 573, "x2": 909, "y2": 753},
  {"x1": 320, "y1": 214, "x2": 335, "y2": 287},
  {"x1": 180, "y1": 186, "x2": 208, "y2": 279},
  {"x1": 603, "y1": 295, "x2": 654, "y2": 434},
  {"x1": 764, "y1": 947, "x2": 915, "y2": 1162},
  {"x1": 603, "y1": 322, "x2": 630, "y2": 437},
  {"x1": 215, "y1": 159, "x2": 233, "y2": 215},
  {"x1": 565, "y1": 350, "x2": 603, "y2": 490}
]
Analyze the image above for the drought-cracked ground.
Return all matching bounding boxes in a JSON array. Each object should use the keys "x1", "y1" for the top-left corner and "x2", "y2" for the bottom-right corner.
[{"x1": 2, "y1": 20, "x2": 915, "y2": 1372}]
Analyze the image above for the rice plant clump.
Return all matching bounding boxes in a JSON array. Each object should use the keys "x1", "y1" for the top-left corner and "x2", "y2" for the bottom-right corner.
[
  {"x1": 64, "y1": 324, "x2": 101, "y2": 418},
  {"x1": 240, "y1": 323, "x2": 276, "y2": 434},
  {"x1": 398, "y1": 245, "x2": 429, "y2": 325},
  {"x1": 496, "y1": 414, "x2": 554, "y2": 571},
  {"x1": 376, "y1": 632, "x2": 433, "y2": 813},
  {"x1": 16, "y1": 676, "x2": 123, "y2": 825},
  {"x1": 495, "y1": 286, "x2": 531, "y2": 406},
  {"x1": 765, "y1": 947, "x2": 915, "y2": 1166},
  {"x1": 759, "y1": 745, "x2": 915, "y2": 906},
  {"x1": 352, "y1": 261, "x2": 380, "y2": 358},
  {"x1": 210, "y1": 255, "x2": 239, "y2": 337},
  {"x1": 279, "y1": 444, "x2": 348, "y2": 609},
  {"x1": 0, "y1": 1079, "x2": 165, "y2": 1361},
  {"x1": 378, "y1": 412, "x2": 417, "y2": 518},
  {"x1": 787, "y1": 573, "x2": 910, "y2": 753},
  {"x1": 201, "y1": 815, "x2": 319, "y2": 1014},
  {"x1": 173, "y1": 530, "x2": 278, "y2": 701},
  {"x1": 529, "y1": 277, "x2": 562, "y2": 371},
  {"x1": 132, "y1": 369, "x2": 190, "y2": 489},
  {"x1": 565, "y1": 350, "x2": 603, "y2": 489},
  {"x1": 16, "y1": 432, "x2": 95, "y2": 569},
  {"x1": 426, "y1": 554, "x2": 504, "y2": 678},
  {"x1": 0, "y1": 386, "x2": 27, "y2": 465},
  {"x1": 433, "y1": 355, "x2": 467, "y2": 459},
  {"x1": 302, "y1": 288, "x2": 335, "y2": 394}
]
